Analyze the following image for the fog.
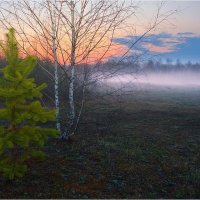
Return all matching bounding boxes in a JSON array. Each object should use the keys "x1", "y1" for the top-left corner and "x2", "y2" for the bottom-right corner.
[{"x1": 103, "y1": 71, "x2": 200, "y2": 89}]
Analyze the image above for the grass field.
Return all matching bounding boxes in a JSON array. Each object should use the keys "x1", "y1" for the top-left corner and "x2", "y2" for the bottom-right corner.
[{"x1": 0, "y1": 86, "x2": 200, "y2": 198}]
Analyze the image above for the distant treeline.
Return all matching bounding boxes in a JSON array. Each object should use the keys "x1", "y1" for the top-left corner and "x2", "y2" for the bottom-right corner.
[
  {"x1": 140, "y1": 59, "x2": 200, "y2": 72},
  {"x1": 98, "y1": 59, "x2": 200, "y2": 73},
  {"x1": 1, "y1": 57, "x2": 200, "y2": 91},
  {"x1": 1, "y1": 57, "x2": 199, "y2": 107}
]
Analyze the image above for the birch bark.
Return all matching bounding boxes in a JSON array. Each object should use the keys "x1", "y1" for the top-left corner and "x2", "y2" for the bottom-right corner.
[
  {"x1": 69, "y1": 0, "x2": 76, "y2": 125},
  {"x1": 48, "y1": 0, "x2": 61, "y2": 132}
]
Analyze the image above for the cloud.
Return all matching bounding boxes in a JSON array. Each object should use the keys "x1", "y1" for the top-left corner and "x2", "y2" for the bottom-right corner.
[
  {"x1": 143, "y1": 43, "x2": 175, "y2": 53},
  {"x1": 113, "y1": 32, "x2": 200, "y2": 62}
]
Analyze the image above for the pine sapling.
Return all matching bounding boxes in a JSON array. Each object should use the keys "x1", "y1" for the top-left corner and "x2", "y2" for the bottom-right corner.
[{"x1": 0, "y1": 28, "x2": 58, "y2": 179}]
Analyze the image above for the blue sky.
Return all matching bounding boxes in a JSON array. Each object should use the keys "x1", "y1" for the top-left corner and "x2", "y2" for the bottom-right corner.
[
  {"x1": 113, "y1": 1, "x2": 200, "y2": 63},
  {"x1": 113, "y1": 32, "x2": 200, "y2": 63}
]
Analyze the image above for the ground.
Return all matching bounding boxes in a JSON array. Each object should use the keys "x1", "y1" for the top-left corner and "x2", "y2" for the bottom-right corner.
[{"x1": 0, "y1": 86, "x2": 200, "y2": 198}]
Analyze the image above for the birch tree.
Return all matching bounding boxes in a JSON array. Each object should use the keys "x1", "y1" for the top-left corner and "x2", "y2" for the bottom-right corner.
[
  {"x1": 0, "y1": 0, "x2": 176, "y2": 138},
  {"x1": 0, "y1": 0, "x2": 64, "y2": 133},
  {"x1": 51, "y1": 0, "x2": 138, "y2": 137},
  {"x1": 47, "y1": 0, "x2": 61, "y2": 133},
  {"x1": 51, "y1": 0, "x2": 176, "y2": 137},
  {"x1": 69, "y1": 0, "x2": 75, "y2": 129}
]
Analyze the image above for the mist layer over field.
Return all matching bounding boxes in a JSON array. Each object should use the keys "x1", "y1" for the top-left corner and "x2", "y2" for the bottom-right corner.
[{"x1": 103, "y1": 71, "x2": 200, "y2": 89}]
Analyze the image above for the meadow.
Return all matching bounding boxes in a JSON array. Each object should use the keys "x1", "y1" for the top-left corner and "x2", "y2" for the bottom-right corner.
[{"x1": 0, "y1": 85, "x2": 199, "y2": 198}]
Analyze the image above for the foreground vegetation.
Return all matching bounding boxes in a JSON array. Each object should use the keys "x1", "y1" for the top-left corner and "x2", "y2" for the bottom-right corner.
[
  {"x1": 0, "y1": 29, "x2": 57, "y2": 179},
  {"x1": 0, "y1": 87, "x2": 199, "y2": 198}
]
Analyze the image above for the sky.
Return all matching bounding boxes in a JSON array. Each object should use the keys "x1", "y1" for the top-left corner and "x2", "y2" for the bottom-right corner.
[
  {"x1": 113, "y1": 1, "x2": 200, "y2": 63},
  {"x1": 0, "y1": 0, "x2": 199, "y2": 64}
]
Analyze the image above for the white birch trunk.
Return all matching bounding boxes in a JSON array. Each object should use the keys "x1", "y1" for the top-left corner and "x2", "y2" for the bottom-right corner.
[
  {"x1": 49, "y1": 0, "x2": 61, "y2": 132},
  {"x1": 53, "y1": 37, "x2": 61, "y2": 132},
  {"x1": 69, "y1": 0, "x2": 75, "y2": 124}
]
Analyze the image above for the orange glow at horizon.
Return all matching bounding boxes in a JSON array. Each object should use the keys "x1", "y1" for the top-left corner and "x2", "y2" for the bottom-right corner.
[{"x1": 13, "y1": 37, "x2": 130, "y2": 65}]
